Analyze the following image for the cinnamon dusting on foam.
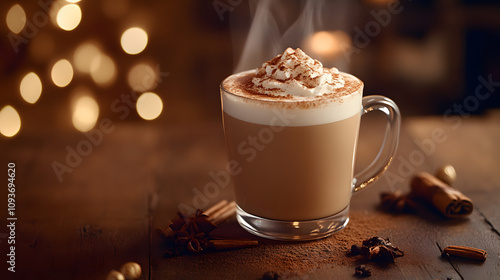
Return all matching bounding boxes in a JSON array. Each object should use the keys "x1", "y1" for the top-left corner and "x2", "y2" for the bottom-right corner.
[
  {"x1": 252, "y1": 48, "x2": 347, "y2": 97},
  {"x1": 222, "y1": 70, "x2": 363, "y2": 110},
  {"x1": 221, "y1": 48, "x2": 363, "y2": 125},
  {"x1": 222, "y1": 48, "x2": 363, "y2": 110}
]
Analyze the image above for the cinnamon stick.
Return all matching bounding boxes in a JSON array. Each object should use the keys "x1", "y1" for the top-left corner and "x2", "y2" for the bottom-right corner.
[
  {"x1": 207, "y1": 239, "x2": 259, "y2": 250},
  {"x1": 410, "y1": 172, "x2": 473, "y2": 218},
  {"x1": 203, "y1": 200, "x2": 229, "y2": 217},
  {"x1": 157, "y1": 226, "x2": 175, "y2": 238},
  {"x1": 208, "y1": 201, "x2": 236, "y2": 225}
]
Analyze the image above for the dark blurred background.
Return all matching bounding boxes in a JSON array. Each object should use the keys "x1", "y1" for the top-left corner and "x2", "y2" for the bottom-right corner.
[{"x1": 0, "y1": 0, "x2": 499, "y2": 139}]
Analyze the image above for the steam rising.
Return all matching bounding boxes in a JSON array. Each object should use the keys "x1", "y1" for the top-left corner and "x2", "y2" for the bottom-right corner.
[{"x1": 234, "y1": 0, "x2": 325, "y2": 73}]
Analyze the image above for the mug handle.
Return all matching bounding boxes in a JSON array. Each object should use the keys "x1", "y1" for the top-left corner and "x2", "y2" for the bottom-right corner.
[{"x1": 352, "y1": 95, "x2": 401, "y2": 193}]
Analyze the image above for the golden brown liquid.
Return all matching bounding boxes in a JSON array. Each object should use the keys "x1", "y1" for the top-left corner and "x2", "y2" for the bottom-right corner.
[{"x1": 223, "y1": 112, "x2": 361, "y2": 221}]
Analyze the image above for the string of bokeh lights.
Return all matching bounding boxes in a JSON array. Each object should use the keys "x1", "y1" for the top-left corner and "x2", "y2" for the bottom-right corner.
[
  {"x1": 1, "y1": 0, "x2": 163, "y2": 138},
  {"x1": 1, "y1": 0, "x2": 391, "y2": 138}
]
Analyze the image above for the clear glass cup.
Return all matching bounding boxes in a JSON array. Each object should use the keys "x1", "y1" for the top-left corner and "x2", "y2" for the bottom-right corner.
[{"x1": 220, "y1": 70, "x2": 400, "y2": 240}]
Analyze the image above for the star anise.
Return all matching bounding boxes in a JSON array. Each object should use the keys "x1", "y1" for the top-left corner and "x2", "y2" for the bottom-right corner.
[
  {"x1": 170, "y1": 209, "x2": 217, "y2": 236},
  {"x1": 174, "y1": 231, "x2": 209, "y2": 253},
  {"x1": 164, "y1": 209, "x2": 217, "y2": 255}
]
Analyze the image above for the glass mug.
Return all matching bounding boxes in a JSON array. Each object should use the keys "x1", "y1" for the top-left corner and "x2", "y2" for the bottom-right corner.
[{"x1": 220, "y1": 70, "x2": 400, "y2": 240}]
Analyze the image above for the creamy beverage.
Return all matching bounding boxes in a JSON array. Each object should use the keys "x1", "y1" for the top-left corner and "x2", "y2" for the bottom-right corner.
[
  {"x1": 221, "y1": 48, "x2": 400, "y2": 240},
  {"x1": 223, "y1": 112, "x2": 360, "y2": 220},
  {"x1": 221, "y1": 48, "x2": 363, "y2": 221}
]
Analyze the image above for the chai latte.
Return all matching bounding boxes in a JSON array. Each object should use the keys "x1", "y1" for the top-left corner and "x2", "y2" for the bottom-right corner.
[{"x1": 222, "y1": 66, "x2": 363, "y2": 221}]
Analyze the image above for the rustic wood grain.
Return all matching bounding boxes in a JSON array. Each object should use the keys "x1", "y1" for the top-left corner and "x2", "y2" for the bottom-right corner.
[
  {"x1": 1, "y1": 111, "x2": 499, "y2": 279},
  {"x1": 2, "y1": 126, "x2": 156, "y2": 279},
  {"x1": 403, "y1": 111, "x2": 500, "y2": 280}
]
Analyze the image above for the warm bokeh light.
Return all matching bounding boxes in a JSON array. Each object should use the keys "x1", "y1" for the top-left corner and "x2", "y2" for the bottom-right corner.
[
  {"x1": 49, "y1": 0, "x2": 62, "y2": 26},
  {"x1": 303, "y1": 31, "x2": 352, "y2": 58},
  {"x1": 0, "y1": 106, "x2": 21, "y2": 137},
  {"x1": 121, "y1": 27, "x2": 148, "y2": 55},
  {"x1": 308, "y1": 31, "x2": 338, "y2": 56},
  {"x1": 6, "y1": 4, "x2": 26, "y2": 34},
  {"x1": 66, "y1": 0, "x2": 81, "y2": 3},
  {"x1": 71, "y1": 90, "x2": 99, "y2": 132},
  {"x1": 136, "y1": 92, "x2": 163, "y2": 120},
  {"x1": 127, "y1": 62, "x2": 159, "y2": 91},
  {"x1": 90, "y1": 54, "x2": 117, "y2": 86},
  {"x1": 73, "y1": 42, "x2": 101, "y2": 73},
  {"x1": 51, "y1": 59, "x2": 74, "y2": 87},
  {"x1": 20, "y1": 72, "x2": 42, "y2": 104},
  {"x1": 56, "y1": 4, "x2": 82, "y2": 31}
]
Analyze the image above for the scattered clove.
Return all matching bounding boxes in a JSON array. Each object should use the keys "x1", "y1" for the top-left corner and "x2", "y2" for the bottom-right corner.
[
  {"x1": 158, "y1": 200, "x2": 258, "y2": 257},
  {"x1": 354, "y1": 265, "x2": 372, "y2": 277},
  {"x1": 261, "y1": 271, "x2": 281, "y2": 280},
  {"x1": 380, "y1": 190, "x2": 418, "y2": 213},
  {"x1": 350, "y1": 236, "x2": 404, "y2": 264},
  {"x1": 351, "y1": 244, "x2": 362, "y2": 256}
]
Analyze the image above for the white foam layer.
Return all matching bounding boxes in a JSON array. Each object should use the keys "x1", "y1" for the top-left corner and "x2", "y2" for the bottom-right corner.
[
  {"x1": 252, "y1": 48, "x2": 345, "y2": 97},
  {"x1": 222, "y1": 71, "x2": 363, "y2": 126}
]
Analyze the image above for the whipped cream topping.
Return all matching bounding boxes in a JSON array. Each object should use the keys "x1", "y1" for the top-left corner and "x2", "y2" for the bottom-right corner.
[{"x1": 252, "y1": 48, "x2": 345, "y2": 97}]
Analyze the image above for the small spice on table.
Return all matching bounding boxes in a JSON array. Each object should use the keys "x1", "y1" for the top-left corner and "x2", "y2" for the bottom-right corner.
[
  {"x1": 207, "y1": 239, "x2": 259, "y2": 250},
  {"x1": 261, "y1": 271, "x2": 281, "y2": 280},
  {"x1": 435, "y1": 164, "x2": 457, "y2": 185},
  {"x1": 106, "y1": 270, "x2": 125, "y2": 280},
  {"x1": 158, "y1": 200, "x2": 258, "y2": 256},
  {"x1": 354, "y1": 265, "x2": 372, "y2": 277},
  {"x1": 120, "y1": 262, "x2": 142, "y2": 280},
  {"x1": 351, "y1": 244, "x2": 362, "y2": 256},
  {"x1": 350, "y1": 236, "x2": 404, "y2": 263},
  {"x1": 380, "y1": 190, "x2": 418, "y2": 213},
  {"x1": 442, "y1": 245, "x2": 487, "y2": 262}
]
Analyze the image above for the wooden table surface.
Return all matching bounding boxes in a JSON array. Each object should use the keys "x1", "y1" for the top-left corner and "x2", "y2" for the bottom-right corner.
[{"x1": 2, "y1": 110, "x2": 500, "y2": 280}]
